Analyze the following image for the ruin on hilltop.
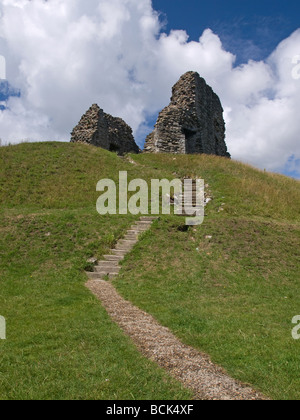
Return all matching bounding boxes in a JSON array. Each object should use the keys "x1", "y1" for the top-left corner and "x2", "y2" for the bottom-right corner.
[
  {"x1": 71, "y1": 72, "x2": 230, "y2": 158},
  {"x1": 144, "y1": 71, "x2": 230, "y2": 157},
  {"x1": 70, "y1": 104, "x2": 140, "y2": 155}
]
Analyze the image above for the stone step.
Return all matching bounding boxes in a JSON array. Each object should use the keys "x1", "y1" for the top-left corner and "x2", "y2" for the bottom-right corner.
[
  {"x1": 94, "y1": 269, "x2": 120, "y2": 276},
  {"x1": 133, "y1": 226, "x2": 152, "y2": 230},
  {"x1": 85, "y1": 271, "x2": 103, "y2": 280},
  {"x1": 132, "y1": 222, "x2": 151, "y2": 226},
  {"x1": 114, "y1": 247, "x2": 134, "y2": 253},
  {"x1": 126, "y1": 230, "x2": 143, "y2": 235},
  {"x1": 180, "y1": 200, "x2": 202, "y2": 203},
  {"x1": 179, "y1": 196, "x2": 202, "y2": 200},
  {"x1": 179, "y1": 194, "x2": 203, "y2": 198},
  {"x1": 179, "y1": 212, "x2": 201, "y2": 217},
  {"x1": 179, "y1": 203, "x2": 201, "y2": 206},
  {"x1": 178, "y1": 201, "x2": 203, "y2": 205},
  {"x1": 94, "y1": 265, "x2": 121, "y2": 274},
  {"x1": 115, "y1": 243, "x2": 135, "y2": 251},
  {"x1": 183, "y1": 204, "x2": 203, "y2": 207},
  {"x1": 179, "y1": 201, "x2": 202, "y2": 205},
  {"x1": 103, "y1": 255, "x2": 124, "y2": 261},
  {"x1": 96, "y1": 260, "x2": 120, "y2": 267},
  {"x1": 94, "y1": 271, "x2": 119, "y2": 279},
  {"x1": 178, "y1": 207, "x2": 201, "y2": 210},
  {"x1": 181, "y1": 208, "x2": 203, "y2": 212},
  {"x1": 136, "y1": 220, "x2": 153, "y2": 224},
  {"x1": 179, "y1": 207, "x2": 201, "y2": 211},
  {"x1": 111, "y1": 249, "x2": 130, "y2": 256},
  {"x1": 179, "y1": 198, "x2": 201, "y2": 201},
  {"x1": 180, "y1": 190, "x2": 202, "y2": 193},
  {"x1": 179, "y1": 202, "x2": 202, "y2": 205},
  {"x1": 129, "y1": 229, "x2": 149, "y2": 234},
  {"x1": 86, "y1": 216, "x2": 158, "y2": 282},
  {"x1": 182, "y1": 191, "x2": 201, "y2": 194},
  {"x1": 131, "y1": 224, "x2": 151, "y2": 230}
]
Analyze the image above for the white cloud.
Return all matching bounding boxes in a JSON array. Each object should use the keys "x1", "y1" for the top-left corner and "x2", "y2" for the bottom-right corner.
[
  {"x1": 0, "y1": 0, "x2": 299, "y2": 177},
  {"x1": 223, "y1": 29, "x2": 300, "y2": 174}
]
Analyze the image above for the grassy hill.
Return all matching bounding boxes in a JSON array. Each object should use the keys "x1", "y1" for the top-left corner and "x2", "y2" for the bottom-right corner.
[{"x1": 0, "y1": 142, "x2": 299, "y2": 400}]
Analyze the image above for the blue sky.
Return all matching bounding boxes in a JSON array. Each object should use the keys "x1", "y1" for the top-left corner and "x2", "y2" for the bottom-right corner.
[
  {"x1": 153, "y1": 0, "x2": 300, "y2": 178},
  {"x1": 0, "y1": 0, "x2": 299, "y2": 178},
  {"x1": 153, "y1": 0, "x2": 300, "y2": 64}
]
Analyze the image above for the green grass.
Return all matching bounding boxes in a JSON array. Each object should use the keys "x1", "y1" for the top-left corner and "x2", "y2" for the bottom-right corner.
[
  {"x1": 114, "y1": 154, "x2": 300, "y2": 400},
  {"x1": 0, "y1": 143, "x2": 191, "y2": 400},
  {"x1": 115, "y1": 217, "x2": 300, "y2": 399},
  {"x1": 1, "y1": 142, "x2": 300, "y2": 400}
]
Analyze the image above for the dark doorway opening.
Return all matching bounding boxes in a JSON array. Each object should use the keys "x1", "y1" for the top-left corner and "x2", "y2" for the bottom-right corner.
[
  {"x1": 109, "y1": 143, "x2": 120, "y2": 153},
  {"x1": 183, "y1": 128, "x2": 196, "y2": 140},
  {"x1": 183, "y1": 127, "x2": 197, "y2": 154}
]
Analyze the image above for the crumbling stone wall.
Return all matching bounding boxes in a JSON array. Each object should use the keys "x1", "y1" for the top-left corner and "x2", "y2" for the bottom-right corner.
[
  {"x1": 144, "y1": 71, "x2": 230, "y2": 158},
  {"x1": 71, "y1": 104, "x2": 139, "y2": 154}
]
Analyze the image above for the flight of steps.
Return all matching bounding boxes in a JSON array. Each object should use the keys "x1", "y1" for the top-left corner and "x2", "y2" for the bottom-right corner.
[
  {"x1": 85, "y1": 217, "x2": 158, "y2": 281},
  {"x1": 177, "y1": 178, "x2": 204, "y2": 216}
]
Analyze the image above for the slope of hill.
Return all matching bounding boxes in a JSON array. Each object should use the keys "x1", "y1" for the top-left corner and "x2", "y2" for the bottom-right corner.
[{"x1": 0, "y1": 142, "x2": 299, "y2": 400}]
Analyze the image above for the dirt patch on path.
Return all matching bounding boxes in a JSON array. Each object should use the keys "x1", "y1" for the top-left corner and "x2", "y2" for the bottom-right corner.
[{"x1": 86, "y1": 279, "x2": 267, "y2": 400}]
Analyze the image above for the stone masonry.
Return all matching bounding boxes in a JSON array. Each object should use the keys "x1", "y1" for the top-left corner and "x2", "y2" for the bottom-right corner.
[
  {"x1": 144, "y1": 71, "x2": 230, "y2": 157},
  {"x1": 71, "y1": 104, "x2": 139, "y2": 154}
]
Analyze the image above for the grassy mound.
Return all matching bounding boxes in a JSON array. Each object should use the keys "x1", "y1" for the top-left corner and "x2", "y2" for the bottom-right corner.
[{"x1": 0, "y1": 142, "x2": 299, "y2": 399}]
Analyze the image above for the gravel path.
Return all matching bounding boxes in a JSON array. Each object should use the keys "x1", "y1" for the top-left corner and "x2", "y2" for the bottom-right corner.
[{"x1": 86, "y1": 279, "x2": 267, "y2": 400}]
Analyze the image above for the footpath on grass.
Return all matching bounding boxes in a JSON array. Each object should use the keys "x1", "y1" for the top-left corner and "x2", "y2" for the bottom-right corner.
[{"x1": 86, "y1": 217, "x2": 267, "y2": 400}]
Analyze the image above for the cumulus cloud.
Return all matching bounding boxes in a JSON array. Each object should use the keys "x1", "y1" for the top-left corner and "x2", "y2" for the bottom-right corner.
[
  {"x1": 223, "y1": 30, "x2": 300, "y2": 175},
  {"x1": 0, "y1": 0, "x2": 299, "y2": 177}
]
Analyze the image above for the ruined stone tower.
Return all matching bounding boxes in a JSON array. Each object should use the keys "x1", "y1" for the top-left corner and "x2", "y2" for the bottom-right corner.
[
  {"x1": 71, "y1": 104, "x2": 139, "y2": 154},
  {"x1": 144, "y1": 71, "x2": 230, "y2": 157}
]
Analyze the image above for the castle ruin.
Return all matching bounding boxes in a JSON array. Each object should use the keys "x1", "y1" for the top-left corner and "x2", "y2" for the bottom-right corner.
[
  {"x1": 71, "y1": 72, "x2": 230, "y2": 158},
  {"x1": 70, "y1": 104, "x2": 140, "y2": 155},
  {"x1": 144, "y1": 71, "x2": 230, "y2": 157}
]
